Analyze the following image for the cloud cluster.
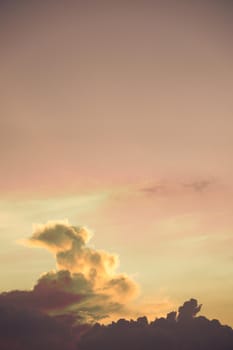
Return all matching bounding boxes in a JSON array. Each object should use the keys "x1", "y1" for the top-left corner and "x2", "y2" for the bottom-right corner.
[
  {"x1": 0, "y1": 222, "x2": 233, "y2": 349},
  {"x1": 29, "y1": 222, "x2": 136, "y2": 301},
  {"x1": 79, "y1": 299, "x2": 233, "y2": 350},
  {"x1": 1, "y1": 221, "x2": 233, "y2": 349},
  {"x1": 4, "y1": 221, "x2": 138, "y2": 323},
  {"x1": 1, "y1": 297, "x2": 233, "y2": 350}
]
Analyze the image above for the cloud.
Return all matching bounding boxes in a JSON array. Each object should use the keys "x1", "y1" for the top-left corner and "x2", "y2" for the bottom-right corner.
[
  {"x1": 1, "y1": 223, "x2": 233, "y2": 349},
  {"x1": 29, "y1": 221, "x2": 138, "y2": 301},
  {"x1": 79, "y1": 299, "x2": 233, "y2": 350},
  {"x1": 9, "y1": 221, "x2": 138, "y2": 323},
  {"x1": 141, "y1": 184, "x2": 166, "y2": 195},
  {"x1": 1, "y1": 297, "x2": 233, "y2": 350},
  {"x1": 0, "y1": 303, "x2": 75, "y2": 350},
  {"x1": 183, "y1": 180, "x2": 213, "y2": 192},
  {"x1": 177, "y1": 298, "x2": 202, "y2": 321},
  {"x1": 0, "y1": 284, "x2": 82, "y2": 312},
  {"x1": 140, "y1": 178, "x2": 216, "y2": 197}
]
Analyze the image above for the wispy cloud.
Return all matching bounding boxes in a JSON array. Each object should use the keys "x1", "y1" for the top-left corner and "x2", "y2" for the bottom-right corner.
[{"x1": 182, "y1": 179, "x2": 213, "y2": 192}]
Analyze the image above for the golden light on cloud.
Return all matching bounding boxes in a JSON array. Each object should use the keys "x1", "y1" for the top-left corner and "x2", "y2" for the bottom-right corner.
[{"x1": 23, "y1": 220, "x2": 139, "y2": 322}]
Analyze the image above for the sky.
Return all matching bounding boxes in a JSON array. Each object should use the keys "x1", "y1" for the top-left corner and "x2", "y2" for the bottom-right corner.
[{"x1": 0, "y1": 0, "x2": 233, "y2": 326}]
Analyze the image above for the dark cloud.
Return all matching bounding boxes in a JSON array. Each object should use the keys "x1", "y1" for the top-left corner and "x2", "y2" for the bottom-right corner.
[
  {"x1": 1, "y1": 298, "x2": 233, "y2": 350},
  {"x1": 177, "y1": 298, "x2": 202, "y2": 321},
  {"x1": 0, "y1": 287, "x2": 82, "y2": 311},
  {"x1": 0, "y1": 268, "x2": 131, "y2": 324},
  {"x1": 0, "y1": 270, "x2": 91, "y2": 313},
  {"x1": 79, "y1": 299, "x2": 233, "y2": 350},
  {"x1": 0, "y1": 303, "x2": 75, "y2": 350},
  {"x1": 1, "y1": 279, "x2": 233, "y2": 349}
]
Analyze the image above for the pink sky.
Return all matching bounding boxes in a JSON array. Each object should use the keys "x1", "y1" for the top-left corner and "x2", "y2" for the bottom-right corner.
[{"x1": 0, "y1": 0, "x2": 233, "y2": 325}]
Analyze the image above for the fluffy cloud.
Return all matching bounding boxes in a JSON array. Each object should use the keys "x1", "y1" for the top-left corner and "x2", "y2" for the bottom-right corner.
[
  {"x1": 29, "y1": 221, "x2": 138, "y2": 300},
  {"x1": 6, "y1": 221, "x2": 138, "y2": 323}
]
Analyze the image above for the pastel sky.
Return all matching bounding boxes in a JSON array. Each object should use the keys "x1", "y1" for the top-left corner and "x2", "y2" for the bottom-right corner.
[{"x1": 0, "y1": 1, "x2": 233, "y2": 325}]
